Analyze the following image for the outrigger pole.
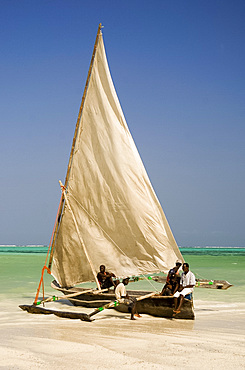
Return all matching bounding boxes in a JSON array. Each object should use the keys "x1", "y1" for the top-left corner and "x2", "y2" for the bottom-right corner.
[{"x1": 33, "y1": 23, "x2": 103, "y2": 304}]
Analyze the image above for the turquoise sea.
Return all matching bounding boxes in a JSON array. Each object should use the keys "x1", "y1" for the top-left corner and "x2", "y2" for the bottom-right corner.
[{"x1": 1, "y1": 245, "x2": 245, "y2": 304}]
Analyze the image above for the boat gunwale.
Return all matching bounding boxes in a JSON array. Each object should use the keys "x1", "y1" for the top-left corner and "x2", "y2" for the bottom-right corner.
[{"x1": 51, "y1": 282, "x2": 192, "y2": 301}]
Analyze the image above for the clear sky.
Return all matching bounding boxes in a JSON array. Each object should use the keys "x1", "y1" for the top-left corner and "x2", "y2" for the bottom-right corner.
[{"x1": 1, "y1": 0, "x2": 244, "y2": 247}]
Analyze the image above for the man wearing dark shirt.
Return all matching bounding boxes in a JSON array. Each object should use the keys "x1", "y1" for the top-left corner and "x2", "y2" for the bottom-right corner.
[{"x1": 97, "y1": 264, "x2": 116, "y2": 289}]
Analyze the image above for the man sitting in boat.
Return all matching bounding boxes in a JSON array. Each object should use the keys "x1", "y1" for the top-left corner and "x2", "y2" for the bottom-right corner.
[
  {"x1": 115, "y1": 277, "x2": 141, "y2": 320},
  {"x1": 159, "y1": 260, "x2": 182, "y2": 296},
  {"x1": 159, "y1": 272, "x2": 180, "y2": 296},
  {"x1": 173, "y1": 262, "x2": 196, "y2": 316},
  {"x1": 167, "y1": 260, "x2": 182, "y2": 280},
  {"x1": 97, "y1": 265, "x2": 116, "y2": 290}
]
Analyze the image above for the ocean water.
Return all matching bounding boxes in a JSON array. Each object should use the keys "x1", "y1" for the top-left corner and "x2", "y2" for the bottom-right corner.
[{"x1": 1, "y1": 246, "x2": 244, "y2": 304}]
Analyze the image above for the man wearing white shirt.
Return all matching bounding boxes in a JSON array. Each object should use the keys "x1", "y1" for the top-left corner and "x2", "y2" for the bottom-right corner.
[
  {"x1": 115, "y1": 278, "x2": 141, "y2": 320},
  {"x1": 173, "y1": 263, "x2": 195, "y2": 315}
]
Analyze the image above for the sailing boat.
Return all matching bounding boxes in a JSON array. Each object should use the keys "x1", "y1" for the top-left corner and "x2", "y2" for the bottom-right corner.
[{"x1": 20, "y1": 24, "x2": 195, "y2": 320}]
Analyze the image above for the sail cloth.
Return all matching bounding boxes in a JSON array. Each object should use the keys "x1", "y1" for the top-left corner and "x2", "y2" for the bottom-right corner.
[{"x1": 51, "y1": 32, "x2": 183, "y2": 288}]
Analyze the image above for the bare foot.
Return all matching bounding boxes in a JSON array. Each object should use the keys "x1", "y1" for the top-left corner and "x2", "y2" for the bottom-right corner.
[{"x1": 173, "y1": 310, "x2": 181, "y2": 316}]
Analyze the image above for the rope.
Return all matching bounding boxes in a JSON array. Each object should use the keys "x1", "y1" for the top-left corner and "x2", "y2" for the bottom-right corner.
[
  {"x1": 193, "y1": 271, "x2": 208, "y2": 280},
  {"x1": 140, "y1": 274, "x2": 159, "y2": 291}
]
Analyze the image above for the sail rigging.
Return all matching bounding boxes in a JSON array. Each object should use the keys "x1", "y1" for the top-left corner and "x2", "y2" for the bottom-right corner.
[{"x1": 50, "y1": 26, "x2": 183, "y2": 288}]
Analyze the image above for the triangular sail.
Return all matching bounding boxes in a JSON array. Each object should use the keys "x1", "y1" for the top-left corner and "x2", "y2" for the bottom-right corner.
[{"x1": 51, "y1": 30, "x2": 183, "y2": 287}]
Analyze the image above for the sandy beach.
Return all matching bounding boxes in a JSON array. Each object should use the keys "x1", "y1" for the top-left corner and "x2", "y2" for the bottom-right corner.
[
  {"x1": 1, "y1": 246, "x2": 244, "y2": 369},
  {"x1": 1, "y1": 297, "x2": 244, "y2": 369}
]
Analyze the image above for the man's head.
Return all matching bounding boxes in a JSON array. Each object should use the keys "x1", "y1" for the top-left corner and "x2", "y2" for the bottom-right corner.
[
  {"x1": 100, "y1": 265, "x2": 105, "y2": 273},
  {"x1": 122, "y1": 277, "x2": 130, "y2": 285},
  {"x1": 175, "y1": 260, "x2": 182, "y2": 268},
  {"x1": 182, "y1": 263, "x2": 189, "y2": 273},
  {"x1": 174, "y1": 260, "x2": 182, "y2": 272}
]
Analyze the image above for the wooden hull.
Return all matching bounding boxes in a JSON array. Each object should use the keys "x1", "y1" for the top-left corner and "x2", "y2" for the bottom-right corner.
[{"x1": 51, "y1": 282, "x2": 195, "y2": 320}]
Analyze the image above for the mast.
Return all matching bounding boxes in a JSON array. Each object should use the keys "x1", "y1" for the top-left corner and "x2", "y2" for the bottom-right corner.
[{"x1": 48, "y1": 23, "x2": 103, "y2": 269}]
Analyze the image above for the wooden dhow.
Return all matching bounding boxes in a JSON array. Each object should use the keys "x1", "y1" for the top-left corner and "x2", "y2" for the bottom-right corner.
[{"x1": 20, "y1": 24, "x2": 230, "y2": 321}]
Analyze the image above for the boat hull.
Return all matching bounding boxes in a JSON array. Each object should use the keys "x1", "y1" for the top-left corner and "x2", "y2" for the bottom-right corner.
[{"x1": 51, "y1": 282, "x2": 195, "y2": 320}]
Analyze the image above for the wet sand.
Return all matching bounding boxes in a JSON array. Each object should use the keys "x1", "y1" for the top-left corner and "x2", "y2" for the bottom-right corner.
[{"x1": 0, "y1": 298, "x2": 245, "y2": 369}]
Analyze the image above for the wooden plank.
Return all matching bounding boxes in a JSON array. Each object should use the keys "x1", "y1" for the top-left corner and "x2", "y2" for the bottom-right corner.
[{"x1": 19, "y1": 305, "x2": 92, "y2": 322}]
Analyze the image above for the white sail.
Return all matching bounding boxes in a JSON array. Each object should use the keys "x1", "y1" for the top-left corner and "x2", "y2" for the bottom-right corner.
[{"x1": 51, "y1": 31, "x2": 183, "y2": 287}]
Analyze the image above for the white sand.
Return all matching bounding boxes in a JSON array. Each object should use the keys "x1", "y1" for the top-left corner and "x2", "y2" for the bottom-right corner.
[{"x1": 0, "y1": 298, "x2": 245, "y2": 369}]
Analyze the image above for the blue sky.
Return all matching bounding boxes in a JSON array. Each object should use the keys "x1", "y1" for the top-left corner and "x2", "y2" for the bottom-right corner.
[{"x1": 1, "y1": 0, "x2": 244, "y2": 247}]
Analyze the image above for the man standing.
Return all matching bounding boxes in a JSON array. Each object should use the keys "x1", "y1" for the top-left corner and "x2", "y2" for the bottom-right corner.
[
  {"x1": 115, "y1": 277, "x2": 140, "y2": 320},
  {"x1": 173, "y1": 262, "x2": 195, "y2": 315}
]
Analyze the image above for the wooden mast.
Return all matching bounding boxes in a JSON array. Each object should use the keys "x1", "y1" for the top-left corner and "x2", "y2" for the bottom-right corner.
[{"x1": 48, "y1": 23, "x2": 103, "y2": 269}]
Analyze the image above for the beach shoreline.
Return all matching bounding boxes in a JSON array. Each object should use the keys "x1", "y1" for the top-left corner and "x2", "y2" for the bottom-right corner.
[
  {"x1": 1, "y1": 248, "x2": 244, "y2": 368},
  {"x1": 1, "y1": 297, "x2": 245, "y2": 369}
]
